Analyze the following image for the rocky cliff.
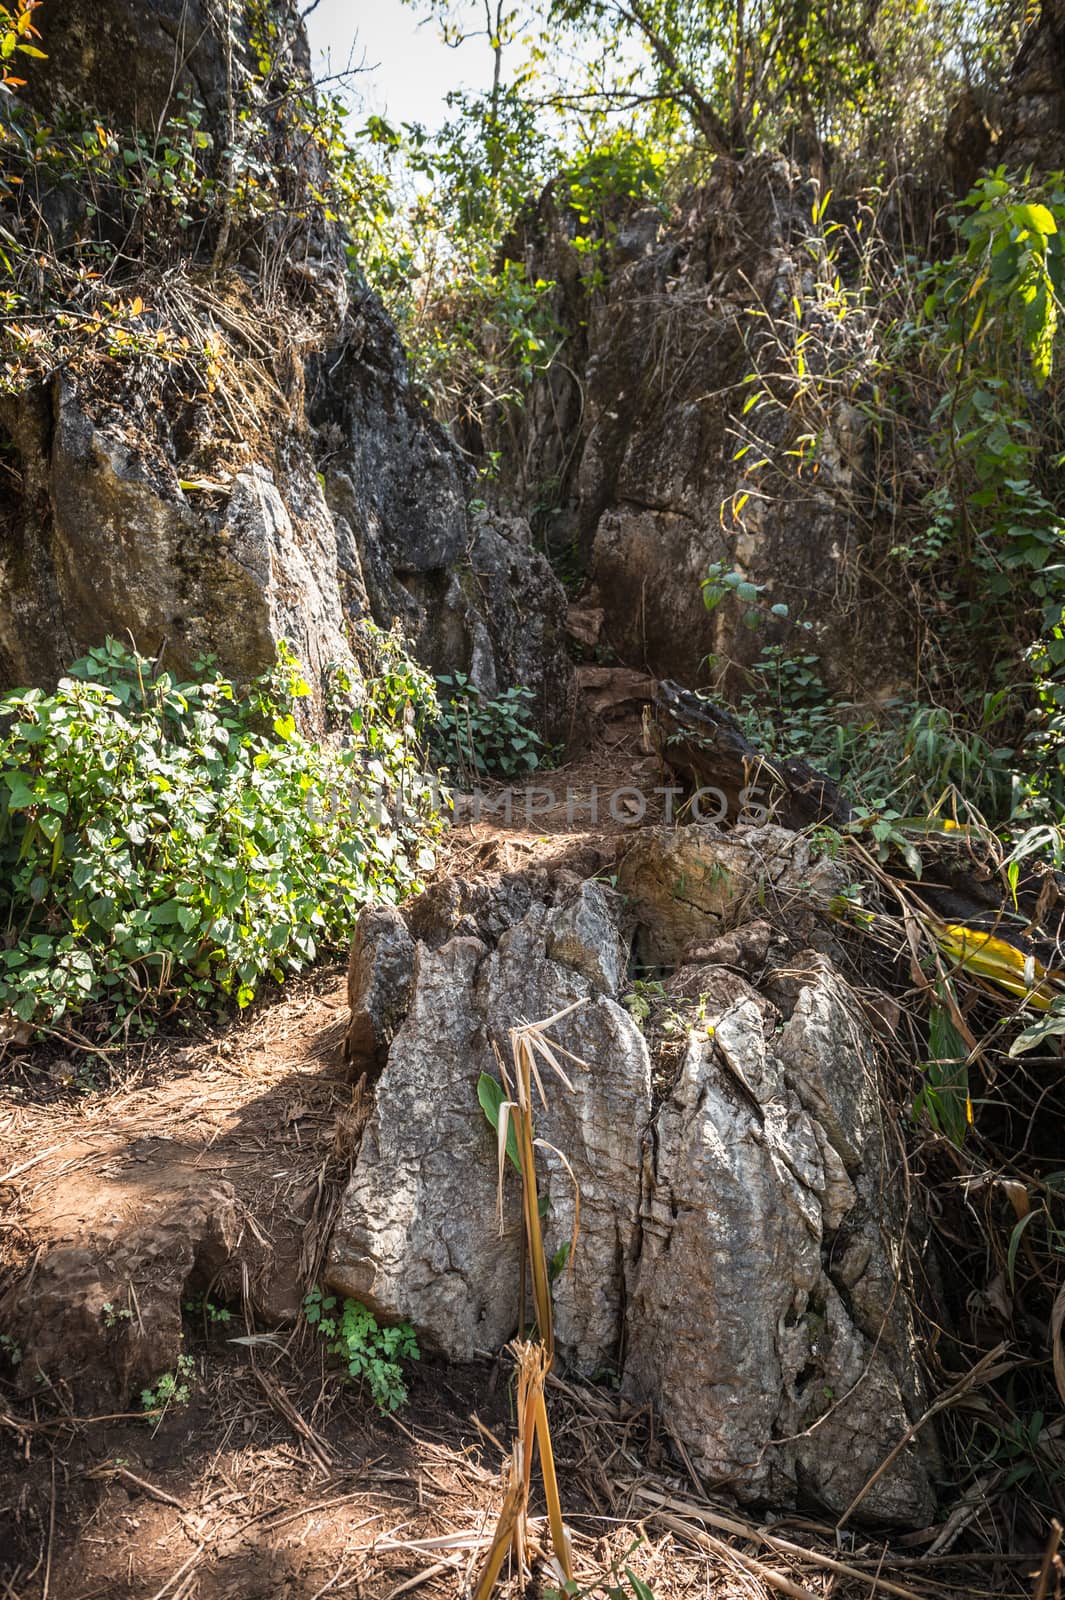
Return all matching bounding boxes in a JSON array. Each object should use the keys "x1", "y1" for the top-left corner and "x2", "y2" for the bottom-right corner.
[
  {"x1": 0, "y1": 0, "x2": 572, "y2": 733},
  {"x1": 948, "y1": 0, "x2": 1065, "y2": 188},
  {"x1": 499, "y1": 156, "x2": 911, "y2": 701}
]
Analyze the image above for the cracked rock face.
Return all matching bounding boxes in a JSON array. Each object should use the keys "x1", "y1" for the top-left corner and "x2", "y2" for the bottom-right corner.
[
  {"x1": 327, "y1": 882, "x2": 653, "y2": 1369},
  {"x1": 0, "y1": 0, "x2": 573, "y2": 740},
  {"x1": 328, "y1": 827, "x2": 938, "y2": 1524},
  {"x1": 624, "y1": 956, "x2": 934, "y2": 1524},
  {"x1": 344, "y1": 907, "x2": 416, "y2": 1076},
  {"x1": 617, "y1": 823, "x2": 844, "y2": 967},
  {"x1": 499, "y1": 156, "x2": 913, "y2": 700},
  {"x1": 0, "y1": 375, "x2": 354, "y2": 718}
]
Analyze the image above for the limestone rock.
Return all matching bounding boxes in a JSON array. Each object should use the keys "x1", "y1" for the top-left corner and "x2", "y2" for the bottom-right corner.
[
  {"x1": 329, "y1": 842, "x2": 936, "y2": 1525},
  {"x1": 0, "y1": 375, "x2": 354, "y2": 722},
  {"x1": 0, "y1": 0, "x2": 574, "y2": 742},
  {"x1": 683, "y1": 918, "x2": 774, "y2": 972},
  {"x1": 623, "y1": 960, "x2": 936, "y2": 1524},
  {"x1": 997, "y1": 0, "x2": 1065, "y2": 172},
  {"x1": 309, "y1": 302, "x2": 574, "y2": 739},
  {"x1": 423, "y1": 512, "x2": 575, "y2": 740},
  {"x1": 543, "y1": 881, "x2": 630, "y2": 994},
  {"x1": 22, "y1": 0, "x2": 270, "y2": 132},
  {"x1": 498, "y1": 156, "x2": 914, "y2": 701},
  {"x1": 617, "y1": 823, "x2": 843, "y2": 966},
  {"x1": 404, "y1": 869, "x2": 551, "y2": 949},
  {"x1": 328, "y1": 936, "x2": 519, "y2": 1360},
  {"x1": 476, "y1": 907, "x2": 651, "y2": 1366},
  {"x1": 327, "y1": 887, "x2": 652, "y2": 1370},
  {"x1": 344, "y1": 908, "x2": 416, "y2": 1074}
]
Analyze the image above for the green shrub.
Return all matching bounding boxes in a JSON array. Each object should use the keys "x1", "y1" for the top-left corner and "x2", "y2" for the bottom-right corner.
[
  {"x1": 736, "y1": 645, "x2": 1018, "y2": 820},
  {"x1": 432, "y1": 671, "x2": 543, "y2": 779},
  {"x1": 0, "y1": 634, "x2": 442, "y2": 1036}
]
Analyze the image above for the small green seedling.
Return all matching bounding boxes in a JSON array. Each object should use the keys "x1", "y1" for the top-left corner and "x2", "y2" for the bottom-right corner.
[
  {"x1": 183, "y1": 1293, "x2": 232, "y2": 1326},
  {"x1": 140, "y1": 1352, "x2": 195, "y2": 1415},
  {"x1": 304, "y1": 1288, "x2": 419, "y2": 1413}
]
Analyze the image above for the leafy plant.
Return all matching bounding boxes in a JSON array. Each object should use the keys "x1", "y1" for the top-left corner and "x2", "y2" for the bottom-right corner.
[
  {"x1": 702, "y1": 561, "x2": 796, "y2": 633},
  {"x1": 183, "y1": 1294, "x2": 232, "y2": 1327},
  {"x1": 477, "y1": 1072, "x2": 574, "y2": 1283},
  {"x1": 911, "y1": 169, "x2": 1065, "y2": 814},
  {"x1": 303, "y1": 1288, "x2": 419, "y2": 1413},
  {"x1": 621, "y1": 979, "x2": 666, "y2": 1024},
  {"x1": 545, "y1": 1538, "x2": 655, "y2": 1600},
  {"x1": 912, "y1": 993, "x2": 972, "y2": 1146},
  {"x1": 0, "y1": 0, "x2": 42, "y2": 92},
  {"x1": 552, "y1": 0, "x2": 1017, "y2": 186},
  {"x1": 477, "y1": 1071, "x2": 523, "y2": 1172},
  {"x1": 140, "y1": 1352, "x2": 195, "y2": 1415},
  {"x1": 0, "y1": 635, "x2": 442, "y2": 1037},
  {"x1": 433, "y1": 673, "x2": 544, "y2": 779},
  {"x1": 731, "y1": 638, "x2": 1019, "y2": 822}
]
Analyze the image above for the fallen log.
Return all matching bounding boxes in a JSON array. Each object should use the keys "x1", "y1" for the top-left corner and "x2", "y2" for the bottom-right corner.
[
  {"x1": 648, "y1": 679, "x2": 1065, "y2": 984},
  {"x1": 651, "y1": 678, "x2": 853, "y2": 830}
]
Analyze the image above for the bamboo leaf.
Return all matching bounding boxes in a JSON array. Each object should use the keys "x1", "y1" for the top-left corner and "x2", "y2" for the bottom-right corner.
[
  {"x1": 1007, "y1": 1206, "x2": 1041, "y2": 1290},
  {"x1": 478, "y1": 1072, "x2": 522, "y2": 1171}
]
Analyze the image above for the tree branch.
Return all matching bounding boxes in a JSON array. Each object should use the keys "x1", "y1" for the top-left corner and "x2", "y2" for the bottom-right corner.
[{"x1": 613, "y1": 0, "x2": 735, "y2": 154}]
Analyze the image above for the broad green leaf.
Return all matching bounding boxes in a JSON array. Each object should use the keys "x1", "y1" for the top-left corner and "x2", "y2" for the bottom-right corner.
[{"x1": 477, "y1": 1072, "x2": 521, "y2": 1171}]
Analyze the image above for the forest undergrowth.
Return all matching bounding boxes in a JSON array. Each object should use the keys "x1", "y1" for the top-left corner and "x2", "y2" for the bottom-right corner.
[{"x1": 3, "y1": 0, "x2": 1065, "y2": 1585}]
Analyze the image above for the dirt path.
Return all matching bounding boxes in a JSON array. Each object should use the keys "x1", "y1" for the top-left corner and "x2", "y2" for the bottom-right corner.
[
  {"x1": 0, "y1": 686, "x2": 1034, "y2": 1600},
  {"x1": 0, "y1": 702, "x2": 656, "y2": 1600}
]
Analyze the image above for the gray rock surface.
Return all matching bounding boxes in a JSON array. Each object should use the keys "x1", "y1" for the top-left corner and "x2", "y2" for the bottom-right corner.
[
  {"x1": 20, "y1": 0, "x2": 278, "y2": 132},
  {"x1": 327, "y1": 829, "x2": 937, "y2": 1523},
  {"x1": 312, "y1": 310, "x2": 575, "y2": 736},
  {"x1": 624, "y1": 957, "x2": 934, "y2": 1524},
  {"x1": 328, "y1": 882, "x2": 653, "y2": 1369},
  {"x1": 0, "y1": 0, "x2": 573, "y2": 737},
  {"x1": 499, "y1": 157, "x2": 911, "y2": 700},
  {"x1": 0, "y1": 375, "x2": 353, "y2": 721},
  {"x1": 329, "y1": 935, "x2": 521, "y2": 1360},
  {"x1": 344, "y1": 908, "x2": 416, "y2": 1075},
  {"x1": 947, "y1": 0, "x2": 1065, "y2": 186},
  {"x1": 996, "y1": 0, "x2": 1065, "y2": 172}
]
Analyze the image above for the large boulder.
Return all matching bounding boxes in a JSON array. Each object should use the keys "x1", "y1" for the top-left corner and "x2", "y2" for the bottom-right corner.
[
  {"x1": 327, "y1": 826, "x2": 938, "y2": 1524},
  {"x1": 328, "y1": 881, "x2": 652, "y2": 1370},
  {"x1": 0, "y1": 371, "x2": 353, "y2": 722},
  {"x1": 616, "y1": 822, "x2": 844, "y2": 967},
  {"x1": 623, "y1": 956, "x2": 935, "y2": 1524}
]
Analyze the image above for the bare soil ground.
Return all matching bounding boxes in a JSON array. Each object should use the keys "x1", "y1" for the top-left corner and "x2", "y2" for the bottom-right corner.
[{"x1": 0, "y1": 707, "x2": 1042, "y2": 1600}]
